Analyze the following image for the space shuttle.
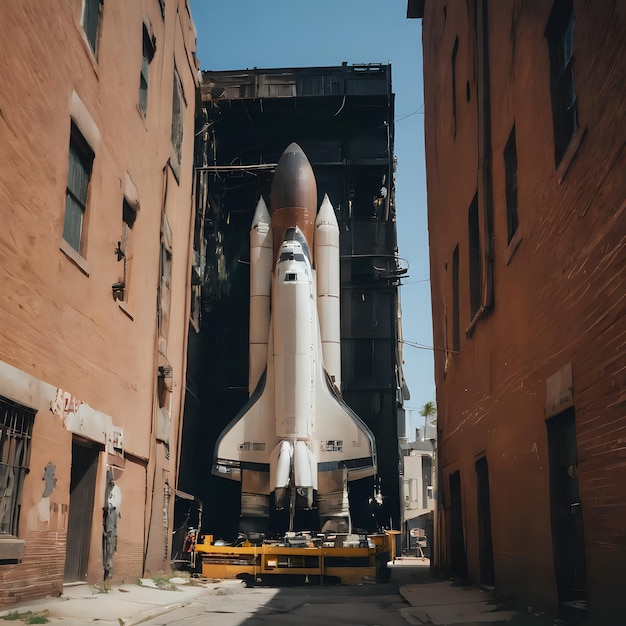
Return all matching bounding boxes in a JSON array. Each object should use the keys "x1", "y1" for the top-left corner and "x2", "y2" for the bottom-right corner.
[{"x1": 213, "y1": 143, "x2": 377, "y2": 533}]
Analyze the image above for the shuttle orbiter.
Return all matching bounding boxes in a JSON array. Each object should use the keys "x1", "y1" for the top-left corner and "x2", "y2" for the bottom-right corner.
[{"x1": 213, "y1": 143, "x2": 376, "y2": 533}]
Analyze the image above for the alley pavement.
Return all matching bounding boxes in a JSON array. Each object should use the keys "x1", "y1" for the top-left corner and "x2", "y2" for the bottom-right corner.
[{"x1": 0, "y1": 558, "x2": 556, "y2": 626}]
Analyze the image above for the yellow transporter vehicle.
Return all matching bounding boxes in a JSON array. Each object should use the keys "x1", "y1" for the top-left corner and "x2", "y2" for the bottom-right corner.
[{"x1": 195, "y1": 531, "x2": 399, "y2": 585}]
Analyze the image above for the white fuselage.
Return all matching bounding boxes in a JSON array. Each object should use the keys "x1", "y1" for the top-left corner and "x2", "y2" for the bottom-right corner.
[
  {"x1": 274, "y1": 240, "x2": 315, "y2": 441},
  {"x1": 214, "y1": 193, "x2": 376, "y2": 527}
]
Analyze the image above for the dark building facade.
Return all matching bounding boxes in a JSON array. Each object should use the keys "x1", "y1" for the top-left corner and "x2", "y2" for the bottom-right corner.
[
  {"x1": 180, "y1": 64, "x2": 408, "y2": 539},
  {"x1": 411, "y1": 1, "x2": 626, "y2": 623}
]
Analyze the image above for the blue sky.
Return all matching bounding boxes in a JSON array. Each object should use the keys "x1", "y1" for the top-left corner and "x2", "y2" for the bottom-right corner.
[{"x1": 188, "y1": 0, "x2": 434, "y2": 437}]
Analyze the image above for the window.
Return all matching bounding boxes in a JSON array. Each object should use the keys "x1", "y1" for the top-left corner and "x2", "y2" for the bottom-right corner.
[
  {"x1": 0, "y1": 398, "x2": 35, "y2": 537},
  {"x1": 468, "y1": 193, "x2": 482, "y2": 318},
  {"x1": 325, "y1": 440, "x2": 343, "y2": 452},
  {"x1": 113, "y1": 200, "x2": 137, "y2": 302},
  {"x1": 452, "y1": 245, "x2": 460, "y2": 352},
  {"x1": 170, "y1": 69, "x2": 185, "y2": 165},
  {"x1": 122, "y1": 200, "x2": 136, "y2": 257},
  {"x1": 451, "y1": 36, "x2": 459, "y2": 138},
  {"x1": 63, "y1": 124, "x2": 94, "y2": 254},
  {"x1": 238, "y1": 442, "x2": 266, "y2": 452},
  {"x1": 82, "y1": 0, "x2": 102, "y2": 55},
  {"x1": 545, "y1": 0, "x2": 577, "y2": 165},
  {"x1": 504, "y1": 126, "x2": 519, "y2": 243},
  {"x1": 139, "y1": 26, "x2": 155, "y2": 116},
  {"x1": 159, "y1": 214, "x2": 173, "y2": 350},
  {"x1": 161, "y1": 244, "x2": 172, "y2": 290}
]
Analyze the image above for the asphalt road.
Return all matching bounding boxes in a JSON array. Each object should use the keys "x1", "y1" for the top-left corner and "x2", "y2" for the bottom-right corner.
[{"x1": 135, "y1": 563, "x2": 427, "y2": 626}]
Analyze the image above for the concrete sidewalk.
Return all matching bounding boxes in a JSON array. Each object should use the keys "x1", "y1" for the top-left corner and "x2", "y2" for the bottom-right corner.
[
  {"x1": 0, "y1": 576, "x2": 238, "y2": 626},
  {"x1": 399, "y1": 578, "x2": 517, "y2": 625},
  {"x1": 392, "y1": 558, "x2": 553, "y2": 626}
]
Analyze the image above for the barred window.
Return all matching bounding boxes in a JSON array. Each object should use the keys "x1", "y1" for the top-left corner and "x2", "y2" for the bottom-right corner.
[{"x1": 0, "y1": 398, "x2": 35, "y2": 536}]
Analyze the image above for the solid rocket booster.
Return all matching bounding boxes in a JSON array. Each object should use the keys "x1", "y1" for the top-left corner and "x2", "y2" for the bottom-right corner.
[
  {"x1": 248, "y1": 197, "x2": 272, "y2": 394},
  {"x1": 315, "y1": 194, "x2": 341, "y2": 389},
  {"x1": 213, "y1": 143, "x2": 376, "y2": 530}
]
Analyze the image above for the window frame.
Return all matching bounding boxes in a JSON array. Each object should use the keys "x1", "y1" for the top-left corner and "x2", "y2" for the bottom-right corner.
[
  {"x1": 139, "y1": 25, "x2": 156, "y2": 117},
  {"x1": 63, "y1": 124, "x2": 94, "y2": 256},
  {"x1": 451, "y1": 36, "x2": 459, "y2": 138},
  {"x1": 468, "y1": 193, "x2": 482, "y2": 320},
  {"x1": 116, "y1": 199, "x2": 137, "y2": 303},
  {"x1": 504, "y1": 125, "x2": 519, "y2": 244},
  {"x1": 81, "y1": 0, "x2": 102, "y2": 56},
  {"x1": 0, "y1": 397, "x2": 36, "y2": 539},
  {"x1": 170, "y1": 68, "x2": 186, "y2": 167},
  {"x1": 451, "y1": 245, "x2": 460, "y2": 353},
  {"x1": 545, "y1": 0, "x2": 578, "y2": 166}
]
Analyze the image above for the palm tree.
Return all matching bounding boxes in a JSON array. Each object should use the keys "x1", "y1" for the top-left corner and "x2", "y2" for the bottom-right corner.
[{"x1": 419, "y1": 401, "x2": 437, "y2": 440}]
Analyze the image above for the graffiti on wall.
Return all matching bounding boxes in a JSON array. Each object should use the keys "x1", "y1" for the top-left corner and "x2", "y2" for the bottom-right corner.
[
  {"x1": 50, "y1": 388, "x2": 83, "y2": 419},
  {"x1": 50, "y1": 388, "x2": 124, "y2": 458},
  {"x1": 103, "y1": 468, "x2": 122, "y2": 580},
  {"x1": 36, "y1": 461, "x2": 58, "y2": 524}
]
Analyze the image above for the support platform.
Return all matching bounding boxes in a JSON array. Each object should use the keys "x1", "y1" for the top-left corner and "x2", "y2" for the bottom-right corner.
[{"x1": 195, "y1": 531, "x2": 399, "y2": 585}]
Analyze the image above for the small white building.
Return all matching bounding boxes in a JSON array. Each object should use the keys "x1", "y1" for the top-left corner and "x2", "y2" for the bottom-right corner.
[{"x1": 400, "y1": 430, "x2": 435, "y2": 555}]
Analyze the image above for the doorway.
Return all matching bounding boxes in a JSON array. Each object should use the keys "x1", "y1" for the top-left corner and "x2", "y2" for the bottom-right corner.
[
  {"x1": 475, "y1": 456, "x2": 495, "y2": 585},
  {"x1": 547, "y1": 408, "x2": 587, "y2": 615},
  {"x1": 64, "y1": 438, "x2": 99, "y2": 581},
  {"x1": 449, "y1": 470, "x2": 468, "y2": 580}
]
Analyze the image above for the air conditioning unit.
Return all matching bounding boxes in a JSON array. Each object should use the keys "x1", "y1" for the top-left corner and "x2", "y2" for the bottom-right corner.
[{"x1": 0, "y1": 536, "x2": 25, "y2": 563}]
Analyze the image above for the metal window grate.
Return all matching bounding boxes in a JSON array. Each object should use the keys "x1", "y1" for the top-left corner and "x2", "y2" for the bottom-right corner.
[{"x1": 0, "y1": 398, "x2": 35, "y2": 536}]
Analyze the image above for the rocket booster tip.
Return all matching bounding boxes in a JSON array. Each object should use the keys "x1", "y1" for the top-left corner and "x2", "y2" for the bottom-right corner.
[
  {"x1": 315, "y1": 194, "x2": 338, "y2": 228},
  {"x1": 252, "y1": 196, "x2": 271, "y2": 226}
]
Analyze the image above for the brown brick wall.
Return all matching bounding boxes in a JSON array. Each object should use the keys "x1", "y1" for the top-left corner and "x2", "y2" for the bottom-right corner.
[
  {"x1": 0, "y1": 0, "x2": 198, "y2": 606},
  {"x1": 421, "y1": 0, "x2": 626, "y2": 620},
  {"x1": 0, "y1": 531, "x2": 66, "y2": 606}
]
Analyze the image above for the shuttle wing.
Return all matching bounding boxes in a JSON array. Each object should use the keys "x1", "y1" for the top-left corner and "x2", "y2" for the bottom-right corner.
[
  {"x1": 212, "y1": 325, "x2": 277, "y2": 482},
  {"x1": 313, "y1": 370, "x2": 377, "y2": 481}
]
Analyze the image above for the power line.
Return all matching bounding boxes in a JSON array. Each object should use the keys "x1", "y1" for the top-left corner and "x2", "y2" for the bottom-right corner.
[
  {"x1": 395, "y1": 104, "x2": 424, "y2": 121},
  {"x1": 401, "y1": 339, "x2": 457, "y2": 354}
]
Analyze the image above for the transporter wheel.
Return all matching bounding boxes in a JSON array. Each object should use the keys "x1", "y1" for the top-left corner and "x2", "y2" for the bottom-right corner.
[
  {"x1": 376, "y1": 554, "x2": 391, "y2": 583},
  {"x1": 237, "y1": 573, "x2": 256, "y2": 588}
]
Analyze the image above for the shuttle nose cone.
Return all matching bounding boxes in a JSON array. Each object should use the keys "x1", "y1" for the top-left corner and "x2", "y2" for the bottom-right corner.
[
  {"x1": 270, "y1": 143, "x2": 318, "y2": 263},
  {"x1": 270, "y1": 143, "x2": 317, "y2": 215}
]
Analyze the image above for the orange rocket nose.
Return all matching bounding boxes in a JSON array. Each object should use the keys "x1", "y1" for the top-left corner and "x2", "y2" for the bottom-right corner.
[{"x1": 270, "y1": 143, "x2": 317, "y2": 264}]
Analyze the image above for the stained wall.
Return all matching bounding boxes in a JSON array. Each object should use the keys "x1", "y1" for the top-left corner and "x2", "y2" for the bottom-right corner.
[
  {"x1": 0, "y1": 0, "x2": 198, "y2": 604},
  {"x1": 420, "y1": 1, "x2": 626, "y2": 620}
]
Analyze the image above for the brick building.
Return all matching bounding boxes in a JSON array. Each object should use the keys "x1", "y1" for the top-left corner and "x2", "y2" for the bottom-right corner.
[
  {"x1": 410, "y1": 1, "x2": 626, "y2": 622},
  {"x1": 0, "y1": 0, "x2": 198, "y2": 605}
]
